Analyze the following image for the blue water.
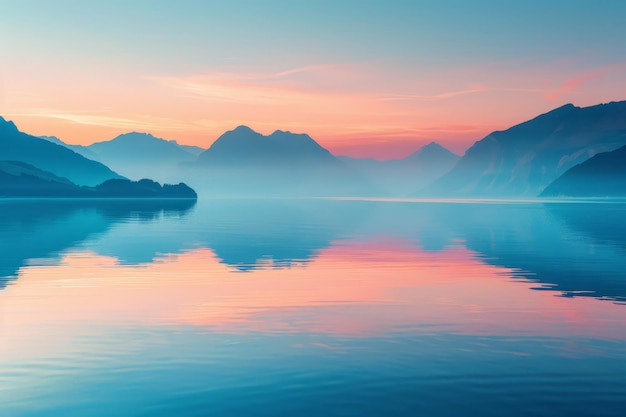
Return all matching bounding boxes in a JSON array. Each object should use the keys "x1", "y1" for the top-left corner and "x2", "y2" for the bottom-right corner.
[{"x1": 1, "y1": 199, "x2": 625, "y2": 416}]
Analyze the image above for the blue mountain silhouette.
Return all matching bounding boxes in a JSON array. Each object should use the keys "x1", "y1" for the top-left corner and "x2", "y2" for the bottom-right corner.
[
  {"x1": 0, "y1": 160, "x2": 197, "y2": 199},
  {"x1": 541, "y1": 144, "x2": 626, "y2": 197},
  {"x1": 43, "y1": 132, "x2": 205, "y2": 183},
  {"x1": 425, "y1": 101, "x2": 626, "y2": 197},
  {"x1": 0, "y1": 116, "x2": 122, "y2": 186},
  {"x1": 88, "y1": 132, "x2": 202, "y2": 178},
  {"x1": 198, "y1": 126, "x2": 335, "y2": 165},
  {"x1": 192, "y1": 126, "x2": 378, "y2": 196}
]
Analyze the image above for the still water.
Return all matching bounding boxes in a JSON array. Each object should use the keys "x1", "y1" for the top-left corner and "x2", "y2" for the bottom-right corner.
[{"x1": 1, "y1": 198, "x2": 625, "y2": 416}]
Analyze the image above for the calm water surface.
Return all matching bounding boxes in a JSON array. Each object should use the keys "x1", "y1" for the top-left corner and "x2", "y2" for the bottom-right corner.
[{"x1": 1, "y1": 198, "x2": 625, "y2": 416}]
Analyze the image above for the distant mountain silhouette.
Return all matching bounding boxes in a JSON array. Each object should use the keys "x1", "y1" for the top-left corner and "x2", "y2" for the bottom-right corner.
[
  {"x1": 0, "y1": 161, "x2": 197, "y2": 199},
  {"x1": 0, "y1": 116, "x2": 122, "y2": 186},
  {"x1": 0, "y1": 199, "x2": 196, "y2": 289},
  {"x1": 541, "y1": 145, "x2": 626, "y2": 197},
  {"x1": 40, "y1": 135, "x2": 101, "y2": 161},
  {"x1": 340, "y1": 142, "x2": 460, "y2": 196},
  {"x1": 198, "y1": 126, "x2": 335, "y2": 165},
  {"x1": 71, "y1": 132, "x2": 203, "y2": 183},
  {"x1": 425, "y1": 101, "x2": 626, "y2": 197},
  {"x1": 192, "y1": 126, "x2": 377, "y2": 196}
]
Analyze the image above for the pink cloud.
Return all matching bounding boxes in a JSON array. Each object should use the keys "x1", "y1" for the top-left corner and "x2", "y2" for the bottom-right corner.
[
  {"x1": 379, "y1": 86, "x2": 489, "y2": 102},
  {"x1": 542, "y1": 72, "x2": 605, "y2": 100},
  {"x1": 4, "y1": 59, "x2": 626, "y2": 158}
]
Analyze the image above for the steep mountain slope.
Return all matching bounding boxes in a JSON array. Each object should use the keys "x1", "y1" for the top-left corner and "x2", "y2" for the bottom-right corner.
[
  {"x1": 541, "y1": 145, "x2": 626, "y2": 197},
  {"x1": 425, "y1": 101, "x2": 626, "y2": 197},
  {"x1": 0, "y1": 116, "x2": 122, "y2": 186}
]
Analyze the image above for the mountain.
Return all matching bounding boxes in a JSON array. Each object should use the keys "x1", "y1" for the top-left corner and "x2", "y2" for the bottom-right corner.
[
  {"x1": 340, "y1": 142, "x2": 460, "y2": 196},
  {"x1": 425, "y1": 101, "x2": 626, "y2": 197},
  {"x1": 0, "y1": 116, "x2": 122, "y2": 186},
  {"x1": 192, "y1": 126, "x2": 377, "y2": 196},
  {"x1": 197, "y1": 126, "x2": 334, "y2": 165},
  {"x1": 0, "y1": 160, "x2": 197, "y2": 199},
  {"x1": 540, "y1": 145, "x2": 626, "y2": 197},
  {"x1": 83, "y1": 132, "x2": 203, "y2": 182},
  {"x1": 0, "y1": 161, "x2": 80, "y2": 197},
  {"x1": 40, "y1": 136, "x2": 101, "y2": 161}
]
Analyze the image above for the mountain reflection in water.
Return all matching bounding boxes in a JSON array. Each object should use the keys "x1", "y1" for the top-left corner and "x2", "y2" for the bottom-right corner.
[{"x1": 1, "y1": 199, "x2": 625, "y2": 417}]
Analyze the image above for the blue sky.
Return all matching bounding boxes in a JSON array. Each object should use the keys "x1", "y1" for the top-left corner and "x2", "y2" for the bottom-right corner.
[{"x1": 1, "y1": 0, "x2": 625, "y2": 157}]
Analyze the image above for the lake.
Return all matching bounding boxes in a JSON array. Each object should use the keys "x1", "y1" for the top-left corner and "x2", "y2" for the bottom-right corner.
[{"x1": 1, "y1": 198, "x2": 625, "y2": 416}]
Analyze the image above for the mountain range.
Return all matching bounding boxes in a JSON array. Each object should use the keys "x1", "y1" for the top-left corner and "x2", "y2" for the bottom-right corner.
[
  {"x1": 425, "y1": 101, "x2": 626, "y2": 197},
  {"x1": 0, "y1": 117, "x2": 196, "y2": 198},
  {"x1": 43, "y1": 126, "x2": 460, "y2": 197},
  {"x1": 188, "y1": 126, "x2": 380, "y2": 196},
  {"x1": 5, "y1": 99, "x2": 626, "y2": 198}
]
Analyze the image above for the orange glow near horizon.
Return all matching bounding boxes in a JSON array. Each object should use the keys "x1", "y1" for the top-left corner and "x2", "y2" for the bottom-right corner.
[{"x1": 3, "y1": 61, "x2": 626, "y2": 159}]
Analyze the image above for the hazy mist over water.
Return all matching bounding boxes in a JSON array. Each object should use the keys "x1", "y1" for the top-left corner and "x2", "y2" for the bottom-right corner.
[{"x1": 1, "y1": 198, "x2": 626, "y2": 416}]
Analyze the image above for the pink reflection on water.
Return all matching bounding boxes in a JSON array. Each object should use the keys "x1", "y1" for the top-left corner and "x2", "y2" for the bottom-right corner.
[{"x1": 1, "y1": 239, "x2": 625, "y2": 355}]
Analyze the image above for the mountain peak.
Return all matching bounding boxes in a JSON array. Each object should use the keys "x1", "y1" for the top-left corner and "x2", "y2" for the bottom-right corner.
[
  {"x1": 527, "y1": 103, "x2": 579, "y2": 123},
  {"x1": 554, "y1": 103, "x2": 577, "y2": 111},
  {"x1": 198, "y1": 126, "x2": 335, "y2": 169},
  {"x1": 271, "y1": 129, "x2": 293, "y2": 136},
  {"x1": 0, "y1": 116, "x2": 121, "y2": 186},
  {"x1": 0, "y1": 116, "x2": 19, "y2": 135},
  {"x1": 544, "y1": 103, "x2": 578, "y2": 115},
  {"x1": 231, "y1": 125, "x2": 257, "y2": 134},
  {"x1": 426, "y1": 100, "x2": 626, "y2": 197},
  {"x1": 421, "y1": 141, "x2": 445, "y2": 151},
  {"x1": 114, "y1": 132, "x2": 158, "y2": 141},
  {"x1": 406, "y1": 142, "x2": 458, "y2": 160}
]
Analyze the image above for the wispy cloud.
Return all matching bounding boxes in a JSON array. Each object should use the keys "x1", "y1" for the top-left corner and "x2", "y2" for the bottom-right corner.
[
  {"x1": 147, "y1": 64, "x2": 370, "y2": 106},
  {"x1": 539, "y1": 73, "x2": 604, "y2": 100},
  {"x1": 379, "y1": 87, "x2": 489, "y2": 102},
  {"x1": 378, "y1": 70, "x2": 604, "y2": 103},
  {"x1": 9, "y1": 109, "x2": 190, "y2": 131}
]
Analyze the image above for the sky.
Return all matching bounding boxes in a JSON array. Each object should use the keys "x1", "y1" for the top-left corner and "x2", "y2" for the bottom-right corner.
[{"x1": 1, "y1": 0, "x2": 626, "y2": 159}]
